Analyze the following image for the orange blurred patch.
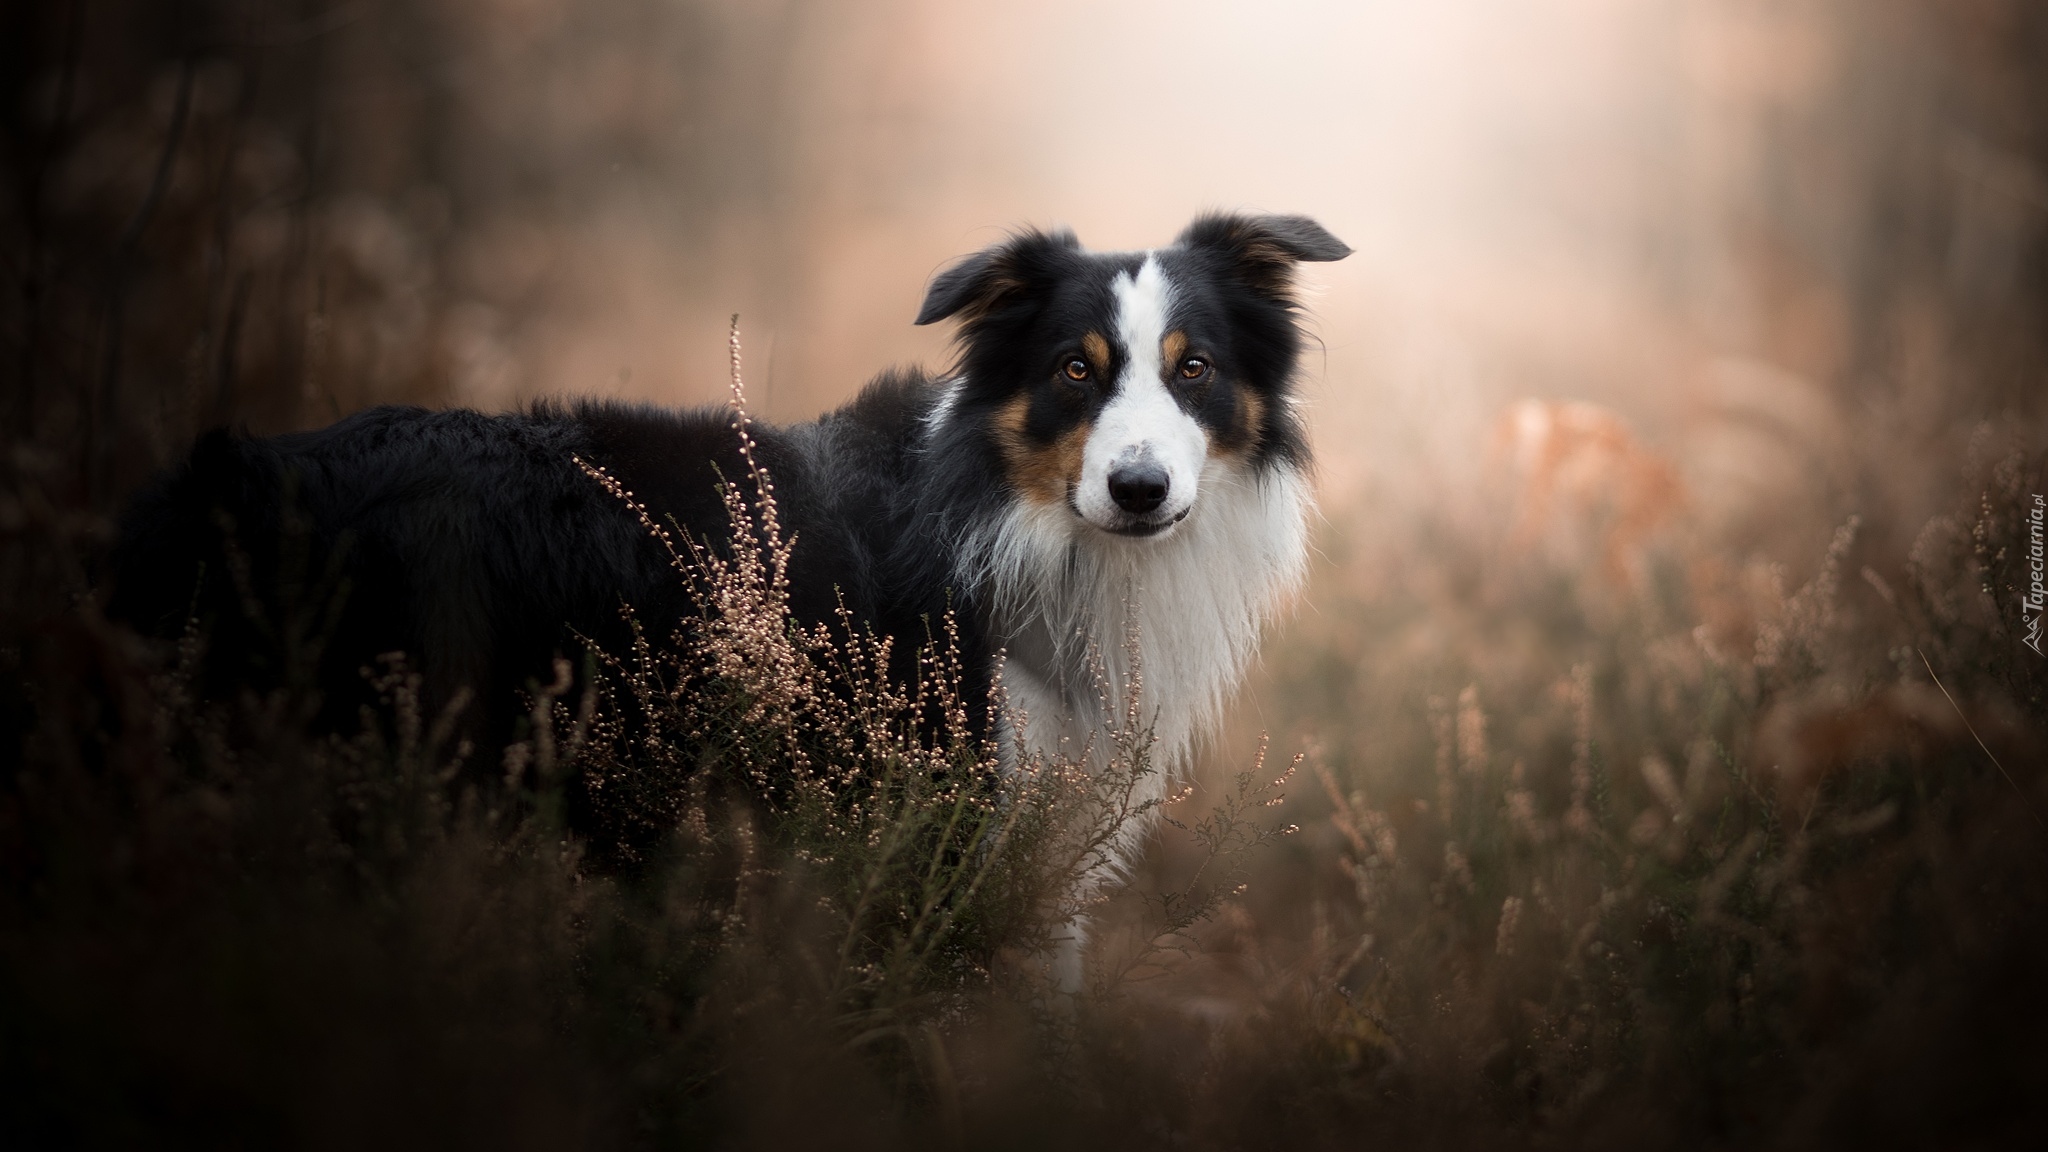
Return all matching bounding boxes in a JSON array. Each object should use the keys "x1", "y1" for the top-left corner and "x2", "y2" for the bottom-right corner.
[
  {"x1": 1751, "y1": 683, "x2": 1964, "y2": 810},
  {"x1": 1492, "y1": 399, "x2": 1687, "y2": 587}
]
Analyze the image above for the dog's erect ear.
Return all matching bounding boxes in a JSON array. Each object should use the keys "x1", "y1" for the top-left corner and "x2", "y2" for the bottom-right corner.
[
  {"x1": 1175, "y1": 213, "x2": 1351, "y2": 293},
  {"x1": 915, "y1": 228, "x2": 1080, "y2": 326}
]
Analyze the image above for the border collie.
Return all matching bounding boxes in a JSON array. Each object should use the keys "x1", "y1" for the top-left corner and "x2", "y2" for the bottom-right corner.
[{"x1": 112, "y1": 211, "x2": 1349, "y2": 978}]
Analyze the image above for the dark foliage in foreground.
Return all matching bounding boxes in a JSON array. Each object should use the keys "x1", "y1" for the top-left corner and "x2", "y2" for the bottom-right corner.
[
  {"x1": 4, "y1": 412, "x2": 2047, "y2": 1150},
  {"x1": 0, "y1": 353, "x2": 1290, "y2": 1146}
]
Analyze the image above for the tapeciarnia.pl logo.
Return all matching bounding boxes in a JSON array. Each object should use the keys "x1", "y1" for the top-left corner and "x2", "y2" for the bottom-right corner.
[{"x1": 2025, "y1": 493, "x2": 2045, "y2": 657}]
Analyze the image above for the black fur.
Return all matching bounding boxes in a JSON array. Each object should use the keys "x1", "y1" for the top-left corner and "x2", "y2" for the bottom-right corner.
[{"x1": 109, "y1": 383, "x2": 949, "y2": 749}]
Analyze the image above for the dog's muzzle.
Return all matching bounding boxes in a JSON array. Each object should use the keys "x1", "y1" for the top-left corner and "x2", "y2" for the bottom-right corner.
[{"x1": 1099, "y1": 462, "x2": 1190, "y2": 537}]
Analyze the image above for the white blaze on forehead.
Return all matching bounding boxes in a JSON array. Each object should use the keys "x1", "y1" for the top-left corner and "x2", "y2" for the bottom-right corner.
[
  {"x1": 1074, "y1": 255, "x2": 1210, "y2": 530},
  {"x1": 1114, "y1": 256, "x2": 1174, "y2": 386}
]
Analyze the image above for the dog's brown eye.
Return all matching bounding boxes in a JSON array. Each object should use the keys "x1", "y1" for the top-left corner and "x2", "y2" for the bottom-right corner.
[
  {"x1": 1180, "y1": 357, "x2": 1209, "y2": 379},
  {"x1": 1063, "y1": 358, "x2": 1090, "y2": 382}
]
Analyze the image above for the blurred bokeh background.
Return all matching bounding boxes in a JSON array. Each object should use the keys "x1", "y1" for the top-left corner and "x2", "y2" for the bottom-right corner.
[{"x1": 11, "y1": 0, "x2": 2044, "y2": 529}]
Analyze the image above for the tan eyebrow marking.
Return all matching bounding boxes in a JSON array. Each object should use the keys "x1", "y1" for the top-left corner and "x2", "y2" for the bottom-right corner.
[
  {"x1": 1162, "y1": 329, "x2": 1188, "y2": 370},
  {"x1": 1081, "y1": 331, "x2": 1111, "y2": 374}
]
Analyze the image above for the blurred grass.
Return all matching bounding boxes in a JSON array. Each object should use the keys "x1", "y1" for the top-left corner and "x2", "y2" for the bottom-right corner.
[
  {"x1": 3, "y1": 359, "x2": 2044, "y2": 1150},
  {"x1": 1210, "y1": 439, "x2": 2048, "y2": 1147}
]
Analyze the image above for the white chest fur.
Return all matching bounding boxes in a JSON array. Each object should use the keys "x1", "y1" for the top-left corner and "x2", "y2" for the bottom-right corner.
[{"x1": 960, "y1": 458, "x2": 1312, "y2": 856}]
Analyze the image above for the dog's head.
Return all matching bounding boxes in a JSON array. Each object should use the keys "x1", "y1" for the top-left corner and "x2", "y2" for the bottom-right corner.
[{"x1": 918, "y1": 213, "x2": 1349, "y2": 538}]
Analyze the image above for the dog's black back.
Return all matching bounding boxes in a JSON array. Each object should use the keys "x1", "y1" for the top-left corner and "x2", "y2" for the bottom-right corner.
[{"x1": 109, "y1": 372, "x2": 957, "y2": 751}]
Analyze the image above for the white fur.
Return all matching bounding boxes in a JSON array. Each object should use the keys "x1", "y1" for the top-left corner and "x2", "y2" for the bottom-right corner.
[
  {"x1": 968, "y1": 458, "x2": 1310, "y2": 797},
  {"x1": 923, "y1": 375, "x2": 965, "y2": 436},
  {"x1": 1073, "y1": 257, "x2": 1208, "y2": 532},
  {"x1": 958, "y1": 454, "x2": 1313, "y2": 989}
]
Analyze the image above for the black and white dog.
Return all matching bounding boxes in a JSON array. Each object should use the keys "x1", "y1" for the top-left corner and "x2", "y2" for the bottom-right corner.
[{"x1": 113, "y1": 213, "x2": 1348, "y2": 956}]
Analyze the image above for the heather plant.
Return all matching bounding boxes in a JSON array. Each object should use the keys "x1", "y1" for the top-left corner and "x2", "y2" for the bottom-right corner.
[
  {"x1": 496, "y1": 322, "x2": 1301, "y2": 1084},
  {"x1": 559, "y1": 325, "x2": 1059, "y2": 1025}
]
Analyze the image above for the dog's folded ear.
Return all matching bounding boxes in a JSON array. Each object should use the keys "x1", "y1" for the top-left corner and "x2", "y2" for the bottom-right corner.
[
  {"x1": 915, "y1": 228, "x2": 1081, "y2": 326},
  {"x1": 1175, "y1": 213, "x2": 1351, "y2": 294}
]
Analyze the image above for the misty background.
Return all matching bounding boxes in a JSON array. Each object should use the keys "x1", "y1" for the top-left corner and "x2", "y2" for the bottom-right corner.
[{"x1": 12, "y1": 0, "x2": 2043, "y2": 548}]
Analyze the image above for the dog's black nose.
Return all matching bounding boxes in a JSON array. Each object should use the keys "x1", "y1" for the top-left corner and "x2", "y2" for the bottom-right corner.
[{"x1": 1107, "y1": 463, "x2": 1170, "y2": 515}]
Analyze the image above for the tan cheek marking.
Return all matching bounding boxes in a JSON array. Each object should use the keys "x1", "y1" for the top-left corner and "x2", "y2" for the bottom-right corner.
[
  {"x1": 993, "y1": 394, "x2": 1090, "y2": 504},
  {"x1": 1081, "y1": 331, "x2": 1111, "y2": 377},
  {"x1": 1162, "y1": 330, "x2": 1188, "y2": 372},
  {"x1": 1209, "y1": 385, "x2": 1268, "y2": 459}
]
